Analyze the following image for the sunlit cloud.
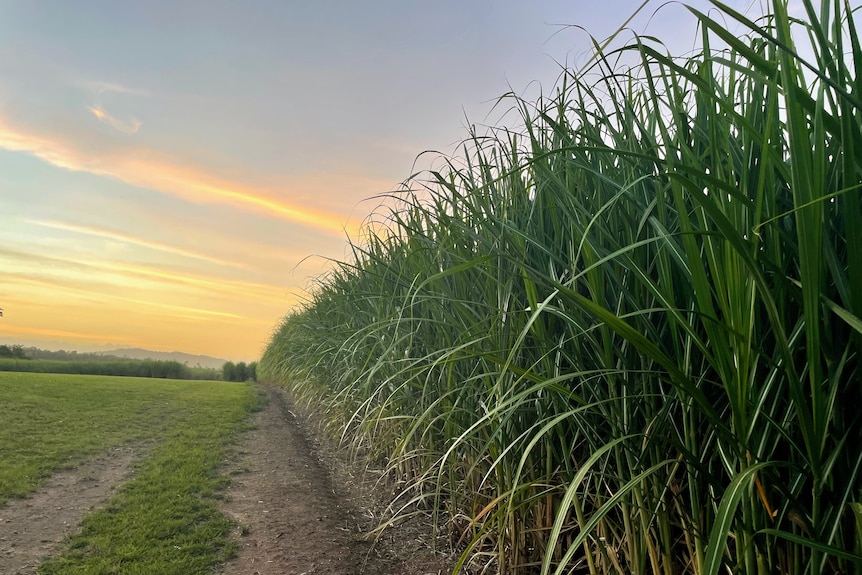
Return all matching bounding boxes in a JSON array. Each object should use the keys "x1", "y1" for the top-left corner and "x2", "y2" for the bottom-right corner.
[
  {"x1": 27, "y1": 219, "x2": 246, "y2": 268},
  {"x1": 0, "y1": 117, "x2": 362, "y2": 236},
  {"x1": 0, "y1": 120, "x2": 90, "y2": 172},
  {"x1": 89, "y1": 106, "x2": 142, "y2": 134},
  {"x1": 115, "y1": 158, "x2": 363, "y2": 236}
]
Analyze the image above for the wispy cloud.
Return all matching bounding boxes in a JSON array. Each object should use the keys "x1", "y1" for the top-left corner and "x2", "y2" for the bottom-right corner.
[
  {"x1": 0, "y1": 245, "x2": 291, "y2": 305},
  {"x1": 0, "y1": 121, "x2": 90, "y2": 172},
  {"x1": 89, "y1": 106, "x2": 142, "y2": 134},
  {"x1": 121, "y1": 296, "x2": 245, "y2": 319},
  {"x1": 0, "y1": 117, "x2": 362, "y2": 236},
  {"x1": 86, "y1": 80, "x2": 141, "y2": 95},
  {"x1": 27, "y1": 219, "x2": 245, "y2": 268},
  {"x1": 5, "y1": 272, "x2": 246, "y2": 321},
  {"x1": 0, "y1": 324, "x2": 136, "y2": 344},
  {"x1": 0, "y1": 242, "x2": 300, "y2": 323},
  {"x1": 110, "y1": 263, "x2": 291, "y2": 303}
]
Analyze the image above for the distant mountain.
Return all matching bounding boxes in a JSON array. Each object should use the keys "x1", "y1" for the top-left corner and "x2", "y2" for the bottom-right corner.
[{"x1": 98, "y1": 348, "x2": 228, "y2": 370}]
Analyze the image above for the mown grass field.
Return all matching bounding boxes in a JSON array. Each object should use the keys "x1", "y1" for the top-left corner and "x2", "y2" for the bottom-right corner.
[{"x1": 0, "y1": 371, "x2": 261, "y2": 574}]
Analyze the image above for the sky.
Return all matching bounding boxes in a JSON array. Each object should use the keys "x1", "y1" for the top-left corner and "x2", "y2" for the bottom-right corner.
[{"x1": 0, "y1": 0, "x2": 763, "y2": 362}]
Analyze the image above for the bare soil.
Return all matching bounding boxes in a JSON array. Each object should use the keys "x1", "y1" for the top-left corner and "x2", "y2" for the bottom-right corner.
[
  {"x1": 216, "y1": 384, "x2": 456, "y2": 575},
  {"x1": 0, "y1": 445, "x2": 142, "y2": 575}
]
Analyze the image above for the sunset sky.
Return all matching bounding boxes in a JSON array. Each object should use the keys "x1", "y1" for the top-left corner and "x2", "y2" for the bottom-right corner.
[{"x1": 0, "y1": 0, "x2": 760, "y2": 361}]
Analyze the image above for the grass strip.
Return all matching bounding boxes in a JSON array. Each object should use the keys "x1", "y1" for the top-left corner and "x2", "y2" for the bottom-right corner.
[
  {"x1": 39, "y1": 380, "x2": 260, "y2": 574},
  {"x1": 0, "y1": 372, "x2": 261, "y2": 574},
  {"x1": 0, "y1": 372, "x2": 197, "y2": 503}
]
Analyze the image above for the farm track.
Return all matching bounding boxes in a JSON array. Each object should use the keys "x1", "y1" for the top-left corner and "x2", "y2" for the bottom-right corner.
[
  {"x1": 0, "y1": 384, "x2": 453, "y2": 575},
  {"x1": 0, "y1": 444, "x2": 143, "y2": 575},
  {"x1": 217, "y1": 384, "x2": 454, "y2": 575}
]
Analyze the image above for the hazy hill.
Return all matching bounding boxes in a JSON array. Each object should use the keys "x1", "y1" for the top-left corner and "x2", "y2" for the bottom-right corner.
[{"x1": 98, "y1": 348, "x2": 228, "y2": 369}]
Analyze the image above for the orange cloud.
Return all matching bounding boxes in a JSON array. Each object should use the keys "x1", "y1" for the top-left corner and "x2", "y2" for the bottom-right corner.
[
  {"x1": 89, "y1": 106, "x2": 142, "y2": 134},
  {"x1": 0, "y1": 117, "x2": 361, "y2": 236}
]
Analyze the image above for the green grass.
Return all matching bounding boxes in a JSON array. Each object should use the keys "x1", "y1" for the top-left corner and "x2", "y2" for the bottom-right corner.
[
  {"x1": 259, "y1": 1, "x2": 862, "y2": 574},
  {"x1": 0, "y1": 372, "x2": 261, "y2": 574}
]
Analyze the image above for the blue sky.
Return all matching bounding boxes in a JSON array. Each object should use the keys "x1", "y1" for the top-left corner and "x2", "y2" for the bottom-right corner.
[{"x1": 0, "y1": 0, "x2": 762, "y2": 360}]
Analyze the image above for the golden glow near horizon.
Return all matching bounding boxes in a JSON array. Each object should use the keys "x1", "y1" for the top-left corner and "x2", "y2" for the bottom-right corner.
[
  {"x1": 0, "y1": 116, "x2": 357, "y2": 360},
  {"x1": 1, "y1": 243, "x2": 303, "y2": 359},
  {"x1": 0, "y1": 111, "x2": 370, "y2": 359}
]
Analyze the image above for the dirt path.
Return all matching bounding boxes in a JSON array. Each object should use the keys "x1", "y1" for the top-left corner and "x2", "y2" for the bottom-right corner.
[
  {"x1": 217, "y1": 385, "x2": 454, "y2": 575},
  {"x1": 215, "y1": 386, "x2": 357, "y2": 574},
  {"x1": 0, "y1": 445, "x2": 142, "y2": 575},
  {"x1": 0, "y1": 386, "x2": 453, "y2": 575}
]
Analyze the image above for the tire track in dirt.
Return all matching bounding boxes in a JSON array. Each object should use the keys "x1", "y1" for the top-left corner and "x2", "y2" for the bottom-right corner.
[
  {"x1": 216, "y1": 386, "x2": 359, "y2": 575},
  {"x1": 217, "y1": 385, "x2": 454, "y2": 575},
  {"x1": 0, "y1": 445, "x2": 143, "y2": 575}
]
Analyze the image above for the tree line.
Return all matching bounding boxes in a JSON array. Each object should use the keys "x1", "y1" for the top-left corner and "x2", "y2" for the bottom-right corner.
[
  {"x1": 0, "y1": 345, "x2": 27, "y2": 359},
  {"x1": 0, "y1": 358, "x2": 197, "y2": 379},
  {"x1": 221, "y1": 361, "x2": 256, "y2": 382}
]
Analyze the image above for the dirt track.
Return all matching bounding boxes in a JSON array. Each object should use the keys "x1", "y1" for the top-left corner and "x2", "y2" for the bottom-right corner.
[
  {"x1": 216, "y1": 385, "x2": 454, "y2": 575},
  {"x1": 0, "y1": 445, "x2": 142, "y2": 575},
  {"x1": 0, "y1": 384, "x2": 454, "y2": 574},
  {"x1": 215, "y1": 385, "x2": 359, "y2": 574}
]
